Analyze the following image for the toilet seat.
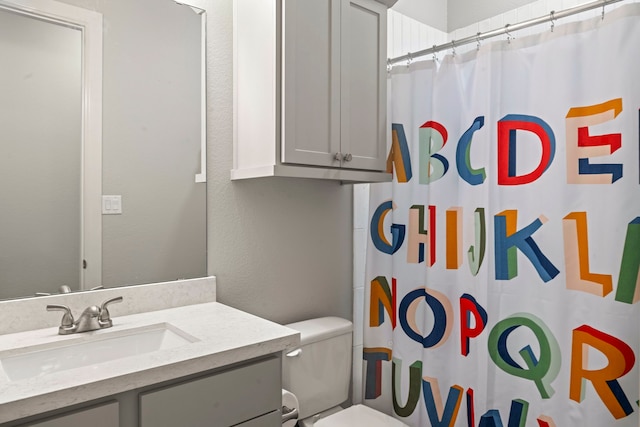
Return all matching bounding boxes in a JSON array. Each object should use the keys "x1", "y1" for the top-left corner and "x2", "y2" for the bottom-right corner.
[{"x1": 314, "y1": 404, "x2": 409, "y2": 427}]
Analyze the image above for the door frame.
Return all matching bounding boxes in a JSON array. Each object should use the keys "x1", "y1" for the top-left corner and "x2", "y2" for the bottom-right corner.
[{"x1": 0, "y1": 0, "x2": 102, "y2": 290}]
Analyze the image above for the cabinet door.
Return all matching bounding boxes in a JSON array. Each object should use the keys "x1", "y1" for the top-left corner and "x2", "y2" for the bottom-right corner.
[
  {"x1": 20, "y1": 402, "x2": 119, "y2": 427},
  {"x1": 139, "y1": 357, "x2": 281, "y2": 427},
  {"x1": 340, "y1": 0, "x2": 387, "y2": 171},
  {"x1": 282, "y1": 0, "x2": 342, "y2": 168}
]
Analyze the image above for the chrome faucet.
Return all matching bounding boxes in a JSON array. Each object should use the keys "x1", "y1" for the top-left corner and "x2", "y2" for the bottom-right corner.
[{"x1": 47, "y1": 297, "x2": 123, "y2": 335}]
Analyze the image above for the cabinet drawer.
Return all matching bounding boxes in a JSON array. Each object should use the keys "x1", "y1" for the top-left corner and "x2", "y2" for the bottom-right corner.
[
  {"x1": 234, "y1": 410, "x2": 280, "y2": 427},
  {"x1": 19, "y1": 401, "x2": 118, "y2": 427},
  {"x1": 139, "y1": 356, "x2": 281, "y2": 427}
]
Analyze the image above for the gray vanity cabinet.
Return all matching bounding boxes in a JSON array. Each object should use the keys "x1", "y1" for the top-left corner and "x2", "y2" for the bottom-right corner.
[
  {"x1": 235, "y1": 411, "x2": 281, "y2": 426},
  {"x1": 19, "y1": 402, "x2": 119, "y2": 427},
  {"x1": 139, "y1": 356, "x2": 281, "y2": 427},
  {"x1": 9, "y1": 356, "x2": 282, "y2": 427}
]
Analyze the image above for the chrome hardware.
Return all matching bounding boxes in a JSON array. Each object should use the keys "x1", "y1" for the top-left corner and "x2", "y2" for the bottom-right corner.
[
  {"x1": 99, "y1": 296, "x2": 124, "y2": 328},
  {"x1": 334, "y1": 153, "x2": 353, "y2": 162},
  {"x1": 46, "y1": 304, "x2": 76, "y2": 334},
  {"x1": 47, "y1": 296, "x2": 124, "y2": 335},
  {"x1": 505, "y1": 24, "x2": 514, "y2": 44},
  {"x1": 282, "y1": 406, "x2": 299, "y2": 423},
  {"x1": 74, "y1": 305, "x2": 102, "y2": 334},
  {"x1": 35, "y1": 285, "x2": 73, "y2": 296},
  {"x1": 285, "y1": 348, "x2": 302, "y2": 357}
]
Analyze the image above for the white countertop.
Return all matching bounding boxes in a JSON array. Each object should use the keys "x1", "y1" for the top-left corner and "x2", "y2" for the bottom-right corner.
[{"x1": 0, "y1": 302, "x2": 300, "y2": 423}]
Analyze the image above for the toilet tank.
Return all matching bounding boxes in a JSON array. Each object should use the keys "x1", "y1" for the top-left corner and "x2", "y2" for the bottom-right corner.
[{"x1": 283, "y1": 317, "x2": 353, "y2": 419}]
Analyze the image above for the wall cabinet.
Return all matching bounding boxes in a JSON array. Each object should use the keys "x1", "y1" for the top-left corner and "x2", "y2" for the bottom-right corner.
[
  {"x1": 233, "y1": 0, "x2": 391, "y2": 183},
  {"x1": 9, "y1": 356, "x2": 281, "y2": 427}
]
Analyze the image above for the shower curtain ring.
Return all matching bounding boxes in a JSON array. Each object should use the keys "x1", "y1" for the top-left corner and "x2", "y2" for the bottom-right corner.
[
  {"x1": 505, "y1": 24, "x2": 514, "y2": 44},
  {"x1": 406, "y1": 52, "x2": 412, "y2": 67},
  {"x1": 387, "y1": 58, "x2": 392, "y2": 73},
  {"x1": 451, "y1": 40, "x2": 456, "y2": 57},
  {"x1": 602, "y1": 0, "x2": 606, "y2": 20},
  {"x1": 432, "y1": 45, "x2": 438, "y2": 63},
  {"x1": 550, "y1": 11, "x2": 555, "y2": 32},
  {"x1": 476, "y1": 32, "x2": 481, "y2": 51}
]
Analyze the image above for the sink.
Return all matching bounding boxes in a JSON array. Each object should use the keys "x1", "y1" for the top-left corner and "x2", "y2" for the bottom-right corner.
[{"x1": 0, "y1": 323, "x2": 198, "y2": 382}]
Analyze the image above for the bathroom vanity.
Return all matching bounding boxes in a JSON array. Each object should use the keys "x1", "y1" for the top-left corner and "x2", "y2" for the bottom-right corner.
[{"x1": 0, "y1": 278, "x2": 299, "y2": 427}]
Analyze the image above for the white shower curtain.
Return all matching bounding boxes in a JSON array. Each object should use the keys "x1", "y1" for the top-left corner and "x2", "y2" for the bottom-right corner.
[{"x1": 364, "y1": 4, "x2": 640, "y2": 426}]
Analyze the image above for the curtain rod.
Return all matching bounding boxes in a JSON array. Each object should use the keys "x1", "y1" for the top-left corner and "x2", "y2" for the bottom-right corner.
[{"x1": 388, "y1": 0, "x2": 625, "y2": 66}]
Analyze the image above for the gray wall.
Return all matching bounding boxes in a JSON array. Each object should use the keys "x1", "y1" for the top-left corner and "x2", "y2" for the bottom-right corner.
[
  {"x1": 0, "y1": 0, "x2": 207, "y2": 298},
  {"x1": 60, "y1": 0, "x2": 207, "y2": 289},
  {"x1": 206, "y1": 0, "x2": 353, "y2": 324}
]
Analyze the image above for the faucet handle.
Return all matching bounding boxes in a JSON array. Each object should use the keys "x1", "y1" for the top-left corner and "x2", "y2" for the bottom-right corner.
[
  {"x1": 99, "y1": 296, "x2": 123, "y2": 328},
  {"x1": 47, "y1": 304, "x2": 75, "y2": 333}
]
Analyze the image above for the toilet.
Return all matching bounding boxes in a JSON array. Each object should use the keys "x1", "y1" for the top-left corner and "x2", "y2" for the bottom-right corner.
[{"x1": 283, "y1": 317, "x2": 408, "y2": 427}]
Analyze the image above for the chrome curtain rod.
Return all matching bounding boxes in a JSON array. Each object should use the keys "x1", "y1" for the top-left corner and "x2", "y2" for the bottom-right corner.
[{"x1": 388, "y1": 0, "x2": 625, "y2": 66}]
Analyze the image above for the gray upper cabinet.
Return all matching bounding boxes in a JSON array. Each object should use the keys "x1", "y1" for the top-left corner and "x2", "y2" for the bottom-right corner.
[
  {"x1": 340, "y1": 0, "x2": 387, "y2": 171},
  {"x1": 233, "y1": 0, "x2": 390, "y2": 183},
  {"x1": 282, "y1": 0, "x2": 341, "y2": 169}
]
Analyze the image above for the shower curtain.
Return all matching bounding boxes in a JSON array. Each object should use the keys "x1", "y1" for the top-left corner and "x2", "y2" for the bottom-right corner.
[{"x1": 364, "y1": 4, "x2": 640, "y2": 427}]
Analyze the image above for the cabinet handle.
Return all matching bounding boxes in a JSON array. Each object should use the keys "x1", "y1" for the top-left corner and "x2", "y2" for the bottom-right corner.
[
  {"x1": 343, "y1": 153, "x2": 353, "y2": 162},
  {"x1": 334, "y1": 153, "x2": 342, "y2": 161}
]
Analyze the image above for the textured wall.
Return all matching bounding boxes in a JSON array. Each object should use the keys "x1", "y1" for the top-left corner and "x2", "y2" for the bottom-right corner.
[{"x1": 205, "y1": 0, "x2": 353, "y2": 324}]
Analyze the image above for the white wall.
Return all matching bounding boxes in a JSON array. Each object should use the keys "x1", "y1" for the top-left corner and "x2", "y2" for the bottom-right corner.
[
  {"x1": 392, "y1": 0, "x2": 538, "y2": 32},
  {"x1": 447, "y1": 0, "x2": 537, "y2": 30},
  {"x1": 391, "y1": 0, "x2": 447, "y2": 31},
  {"x1": 205, "y1": 0, "x2": 353, "y2": 325}
]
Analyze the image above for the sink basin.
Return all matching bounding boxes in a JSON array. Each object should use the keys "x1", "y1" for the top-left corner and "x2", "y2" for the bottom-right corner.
[{"x1": 0, "y1": 323, "x2": 197, "y2": 381}]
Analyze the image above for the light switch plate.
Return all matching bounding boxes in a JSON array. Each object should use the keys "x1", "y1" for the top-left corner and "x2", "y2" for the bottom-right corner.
[{"x1": 102, "y1": 195, "x2": 122, "y2": 214}]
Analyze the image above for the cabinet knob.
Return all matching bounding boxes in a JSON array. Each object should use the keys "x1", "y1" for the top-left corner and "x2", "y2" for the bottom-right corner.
[
  {"x1": 343, "y1": 153, "x2": 353, "y2": 162},
  {"x1": 334, "y1": 153, "x2": 342, "y2": 161}
]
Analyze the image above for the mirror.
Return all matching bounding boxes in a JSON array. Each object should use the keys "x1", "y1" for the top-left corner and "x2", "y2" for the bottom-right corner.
[{"x1": 0, "y1": 0, "x2": 207, "y2": 300}]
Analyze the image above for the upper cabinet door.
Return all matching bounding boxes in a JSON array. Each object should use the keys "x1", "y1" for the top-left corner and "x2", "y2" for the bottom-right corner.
[
  {"x1": 282, "y1": 0, "x2": 341, "y2": 167},
  {"x1": 340, "y1": 0, "x2": 387, "y2": 171}
]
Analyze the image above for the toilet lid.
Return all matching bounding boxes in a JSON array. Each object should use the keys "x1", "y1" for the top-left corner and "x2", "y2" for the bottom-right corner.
[{"x1": 315, "y1": 404, "x2": 409, "y2": 427}]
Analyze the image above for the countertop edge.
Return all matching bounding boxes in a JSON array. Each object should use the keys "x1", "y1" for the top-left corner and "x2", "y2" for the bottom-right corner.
[{"x1": 0, "y1": 302, "x2": 300, "y2": 424}]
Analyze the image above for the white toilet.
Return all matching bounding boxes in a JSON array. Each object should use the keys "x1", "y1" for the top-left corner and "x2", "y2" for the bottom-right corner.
[{"x1": 283, "y1": 317, "x2": 408, "y2": 427}]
